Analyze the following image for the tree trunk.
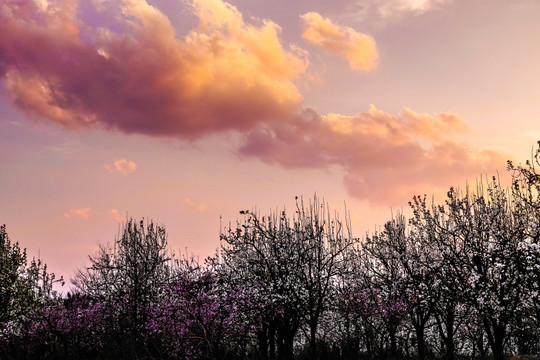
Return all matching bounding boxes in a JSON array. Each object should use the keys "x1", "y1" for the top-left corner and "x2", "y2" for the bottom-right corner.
[
  {"x1": 310, "y1": 318, "x2": 318, "y2": 360},
  {"x1": 389, "y1": 327, "x2": 398, "y2": 359},
  {"x1": 484, "y1": 318, "x2": 505, "y2": 360},
  {"x1": 437, "y1": 307, "x2": 455, "y2": 360},
  {"x1": 277, "y1": 328, "x2": 295, "y2": 360},
  {"x1": 443, "y1": 333, "x2": 455, "y2": 360},
  {"x1": 492, "y1": 325, "x2": 506, "y2": 360},
  {"x1": 269, "y1": 322, "x2": 276, "y2": 360},
  {"x1": 415, "y1": 324, "x2": 426, "y2": 360},
  {"x1": 258, "y1": 324, "x2": 268, "y2": 360}
]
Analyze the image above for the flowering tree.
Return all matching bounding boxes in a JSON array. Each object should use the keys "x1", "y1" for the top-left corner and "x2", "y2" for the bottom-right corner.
[
  {"x1": 0, "y1": 224, "x2": 29, "y2": 326},
  {"x1": 219, "y1": 196, "x2": 356, "y2": 360},
  {"x1": 0, "y1": 225, "x2": 63, "y2": 357},
  {"x1": 3, "y1": 142, "x2": 540, "y2": 359},
  {"x1": 361, "y1": 220, "x2": 411, "y2": 359},
  {"x1": 507, "y1": 142, "x2": 540, "y2": 353},
  {"x1": 408, "y1": 194, "x2": 475, "y2": 360},
  {"x1": 148, "y1": 257, "x2": 254, "y2": 360},
  {"x1": 220, "y1": 208, "x2": 306, "y2": 360},
  {"x1": 363, "y1": 214, "x2": 442, "y2": 360},
  {"x1": 24, "y1": 292, "x2": 114, "y2": 358},
  {"x1": 209, "y1": 255, "x2": 278, "y2": 358},
  {"x1": 413, "y1": 180, "x2": 528, "y2": 360},
  {"x1": 293, "y1": 197, "x2": 356, "y2": 359},
  {"x1": 73, "y1": 218, "x2": 170, "y2": 359}
]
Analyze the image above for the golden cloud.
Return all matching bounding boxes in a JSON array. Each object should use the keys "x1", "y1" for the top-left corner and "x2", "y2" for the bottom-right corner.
[
  {"x1": 324, "y1": 105, "x2": 468, "y2": 141},
  {"x1": 105, "y1": 159, "x2": 138, "y2": 175},
  {"x1": 0, "y1": 0, "x2": 307, "y2": 137},
  {"x1": 0, "y1": 0, "x2": 507, "y2": 206},
  {"x1": 64, "y1": 207, "x2": 91, "y2": 219},
  {"x1": 301, "y1": 12, "x2": 378, "y2": 71}
]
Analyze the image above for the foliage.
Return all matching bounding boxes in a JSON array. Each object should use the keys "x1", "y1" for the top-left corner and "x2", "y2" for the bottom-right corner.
[{"x1": 0, "y1": 224, "x2": 63, "y2": 358}]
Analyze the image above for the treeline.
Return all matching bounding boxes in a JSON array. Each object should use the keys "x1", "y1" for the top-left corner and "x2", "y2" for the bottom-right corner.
[{"x1": 1, "y1": 143, "x2": 540, "y2": 360}]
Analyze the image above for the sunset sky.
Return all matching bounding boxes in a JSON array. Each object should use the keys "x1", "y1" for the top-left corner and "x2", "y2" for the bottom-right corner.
[{"x1": 1, "y1": 0, "x2": 539, "y2": 289}]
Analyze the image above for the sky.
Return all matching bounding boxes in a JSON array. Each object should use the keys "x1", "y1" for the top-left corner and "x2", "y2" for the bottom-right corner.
[{"x1": 1, "y1": 0, "x2": 540, "y2": 290}]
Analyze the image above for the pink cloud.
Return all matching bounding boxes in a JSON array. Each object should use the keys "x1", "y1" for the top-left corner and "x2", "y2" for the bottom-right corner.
[
  {"x1": 240, "y1": 106, "x2": 507, "y2": 205},
  {"x1": 183, "y1": 198, "x2": 207, "y2": 212},
  {"x1": 109, "y1": 209, "x2": 125, "y2": 222},
  {"x1": 0, "y1": 0, "x2": 306, "y2": 137},
  {"x1": 0, "y1": 0, "x2": 508, "y2": 206},
  {"x1": 105, "y1": 159, "x2": 137, "y2": 174},
  {"x1": 64, "y1": 207, "x2": 91, "y2": 219}
]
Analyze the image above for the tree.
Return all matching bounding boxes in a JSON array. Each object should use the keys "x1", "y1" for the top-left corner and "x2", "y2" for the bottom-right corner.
[
  {"x1": 508, "y1": 140, "x2": 540, "y2": 216},
  {"x1": 363, "y1": 214, "x2": 438, "y2": 360},
  {"x1": 0, "y1": 224, "x2": 28, "y2": 326},
  {"x1": 293, "y1": 197, "x2": 356, "y2": 360},
  {"x1": 150, "y1": 258, "x2": 249, "y2": 360},
  {"x1": 464, "y1": 180, "x2": 527, "y2": 360},
  {"x1": 219, "y1": 196, "x2": 356, "y2": 360},
  {"x1": 73, "y1": 218, "x2": 170, "y2": 359},
  {"x1": 419, "y1": 180, "x2": 528, "y2": 360},
  {"x1": 508, "y1": 141, "x2": 540, "y2": 353},
  {"x1": 220, "y1": 207, "x2": 306, "y2": 360},
  {"x1": 0, "y1": 224, "x2": 64, "y2": 358},
  {"x1": 408, "y1": 195, "x2": 473, "y2": 360}
]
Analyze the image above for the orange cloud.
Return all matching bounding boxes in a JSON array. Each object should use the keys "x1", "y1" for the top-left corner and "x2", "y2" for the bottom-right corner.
[
  {"x1": 105, "y1": 159, "x2": 138, "y2": 174},
  {"x1": 0, "y1": 0, "x2": 306, "y2": 137},
  {"x1": 324, "y1": 105, "x2": 468, "y2": 141},
  {"x1": 301, "y1": 12, "x2": 378, "y2": 71},
  {"x1": 240, "y1": 106, "x2": 506, "y2": 205},
  {"x1": 64, "y1": 207, "x2": 91, "y2": 219},
  {"x1": 0, "y1": 0, "x2": 507, "y2": 206},
  {"x1": 109, "y1": 209, "x2": 125, "y2": 222}
]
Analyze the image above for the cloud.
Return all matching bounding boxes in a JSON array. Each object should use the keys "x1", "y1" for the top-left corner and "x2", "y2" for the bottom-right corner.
[
  {"x1": 0, "y1": 0, "x2": 306, "y2": 137},
  {"x1": 184, "y1": 198, "x2": 207, "y2": 212},
  {"x1": 64, "y1": 207, "x2": 91, "y2": 219},
  {"x1": 354, "y1": 0, "x2": 450, "y2": 21},
  {"x1": 300, "y1": 12, "x2": 378, "y2": 71},
  {"x1": 0, "y1": 0, "x2": 507, "y2": 206},
  {"x1": 239, "y1": 105, "x2": 506, "y2": 205},
  {"x1": 105, "y1": 159, "x2": 138, "y2": 174},
  {"x1": 379, "y1": 0, "x2": 449, "y2": 16},
  {"x1": 109, "y1": 209, "x2": 125, "y2": 222}
]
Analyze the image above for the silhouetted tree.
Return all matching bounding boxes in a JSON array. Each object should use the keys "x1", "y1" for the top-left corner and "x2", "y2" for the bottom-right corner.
[
  {"x1": 73, "y1": 218, "x2": 170, "y2": 359},
  {"x1": 0, "y1": 224, "x2": 63, "y2": 358},
  {"x1": 408, "y1": 195, "x2": 473, "y2": 360},
  {"x1": 220, "y1": 196, "x2": 356, "y2": 360},
  {"x1": 0, "y1": 224, "x2": 28, "y2": 326}
]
